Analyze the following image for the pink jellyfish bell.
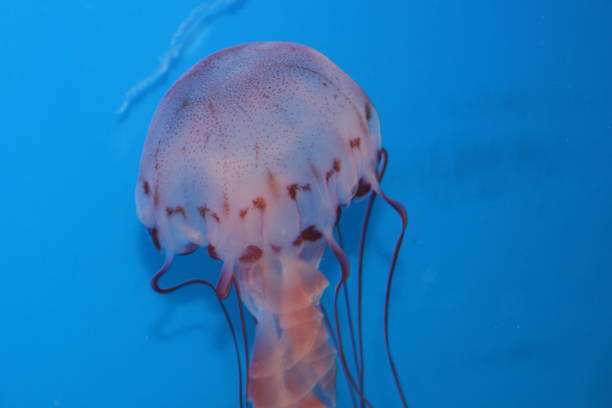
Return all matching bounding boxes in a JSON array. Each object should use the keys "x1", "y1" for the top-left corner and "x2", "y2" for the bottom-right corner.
[{"x1": 136, "y1": 42, "x2": 408, "y2": 408}]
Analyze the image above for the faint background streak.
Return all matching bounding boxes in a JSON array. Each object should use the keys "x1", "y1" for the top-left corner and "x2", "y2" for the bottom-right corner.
[{"x1": 117, "y1": 0, "x2": 248, "y2": 120}]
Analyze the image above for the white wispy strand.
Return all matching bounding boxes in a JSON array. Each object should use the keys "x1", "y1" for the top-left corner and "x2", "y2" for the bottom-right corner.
[{"x1": 117, "y1": 0, "x2": 235, "y2": 118}]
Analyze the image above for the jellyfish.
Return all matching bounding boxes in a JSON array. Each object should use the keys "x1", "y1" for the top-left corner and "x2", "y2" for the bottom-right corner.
[{"x1": 135, "y1": 42, "x2": 408, "y2": 408}]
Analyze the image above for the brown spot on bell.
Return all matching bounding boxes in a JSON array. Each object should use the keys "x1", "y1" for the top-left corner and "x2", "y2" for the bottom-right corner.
[{"x1": 239, "y1": 245, "x2": 263, "y2": 263}]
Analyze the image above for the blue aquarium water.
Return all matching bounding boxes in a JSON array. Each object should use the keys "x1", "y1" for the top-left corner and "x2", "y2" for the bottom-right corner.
[{"x1": 1, "y1": 1, "x2": 611, "y2": 407}]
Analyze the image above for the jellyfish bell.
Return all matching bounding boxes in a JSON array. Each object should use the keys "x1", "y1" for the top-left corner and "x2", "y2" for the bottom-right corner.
[
  {"x1": 136, "y1": 42, "x2": 381, "y2": 257},
  {"x1": 136, "y1": 41, "x2": 407, "y2": 408}
]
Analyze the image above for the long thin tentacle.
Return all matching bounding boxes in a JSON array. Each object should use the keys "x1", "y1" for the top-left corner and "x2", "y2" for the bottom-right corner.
[
  {"x1": 232, "y1": 277, "x2": 250, "y2": 407},
  {"x1": 373, "y1": 148, "x2": 409, "y2": 408},
  {"x1": 321, "y1": 303, "x2": 357, "y2": 408},
  {"x1": 150, "y1": 254, "x2": 245, "y2": 408},
  {"x1": 333, "y1": 225, "x2": 360, "y2": 408},
  {"x1": 217, "y1": 290, "x2": 245, "y2": 408},
  {"x1": 357, "y1": 150, "x2": 389, "y2": 407},
  {"x1": 336, "y1": 225, "x2": 362, "y2": 386},
  {"x1": 326, "y1": 233, "x2": 375, "y2": 408},
  {"x1": 150, "y1": 253, "x2": 231, "y2": 298}
]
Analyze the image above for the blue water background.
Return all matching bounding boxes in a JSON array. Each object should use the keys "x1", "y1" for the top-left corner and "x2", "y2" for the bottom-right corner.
[{"x1": 1, "y1": 1, "x2": 611, "y2": 407}]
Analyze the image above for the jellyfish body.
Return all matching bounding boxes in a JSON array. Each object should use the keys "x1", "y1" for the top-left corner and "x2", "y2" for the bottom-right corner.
[{"x1": 136, "y1": 42, "x2": 392, "y2": 408}]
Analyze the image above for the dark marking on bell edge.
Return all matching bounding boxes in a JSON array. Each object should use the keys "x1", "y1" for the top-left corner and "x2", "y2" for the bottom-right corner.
[
  {"x1": 287, "y1": 184, "x2": 299, "y2": 200},
  {"x1": 143, "y1": 181, "x2": 150, "y2": 195},
  {"x1": 333, "y1": 159, "x2": 342, "y2": 172},
  {"x1": 253, "y1": 197, "x2": 266, "y2": 211},
  {"x1": 355, "y1": 178, "x2": 372, "y2": 198},
  {"x1": 301, "y1": 226, "x2": 323, "y2": 242},
  {"x1": 239, "y1": 245, "x2": 263, "y2": 263},
  {"x1": 292, "y1": 236, "x2": 303, "y2": 247},
  {"x1": 207, "y1": 244, "x2": 221, "y2": 260},
  {"x1": 166, "y1": 206, "x2": 186, "y2": 218},
  {"x1": 350, "y1": 138, "x2": 361, "y2": 149},
  {"x1": 239, "y1": 208, "x2": 249, "y2": 219},
  {"x1": 198, "y1": 206, "x2": 220, "y2": 222},
  {"x1": 326, "y1": 159, "x2": 343, "y2": 182},
  {"x1": 179, "y1": 243, "x2": 198, "y2": 255},
  {"x1": 288, "y1": 183, "x2": 310, "y2": 198},
  {"x1": 365, "y1": 103, "x2": 372, "y2": 121},
  {"x1": 148, "y1": 227, "x2": 161, "y2": 250}
]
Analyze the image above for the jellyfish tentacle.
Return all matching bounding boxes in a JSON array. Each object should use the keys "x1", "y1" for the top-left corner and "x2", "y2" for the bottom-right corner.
[
  {"x1": 232, "y1": 277, "x2": 250, "y2": 407},
  {"x1": 342, "y1": 285, "x2": 360, "y2": 408},
  {"x1": 321, "y1": 303, "x2": 358, "y2": 408},
  {"x1": 217, "y1": 286, "x2": 246, "y2": 408},
  {"x1": 325, "y1": 231, "x2": 375, "y2": 408},
  {"x1": 149, "y1": 252, "x2": 235, "y2": 299},
  {"x1": 149, "y1": 252, "x2": 176, "y2": 294},
  {"x1": 149, "y1": 253, "x2": 245, "y2": 408},
  {"x1": 335, "y1": 224, "x2": 360, "y2": 408},
  {"x1": 371, "y1": 148, "x2": 409, "y2": 408},
  {"x1": 336, "y1": 225, "x2": 361, "y2": 375},
  {"x1": 356, "y1": 148, "x2": 389, "y2": 407},
  {"x1": 357, "y1": 191, "x2": 376, "y2": 408}
]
